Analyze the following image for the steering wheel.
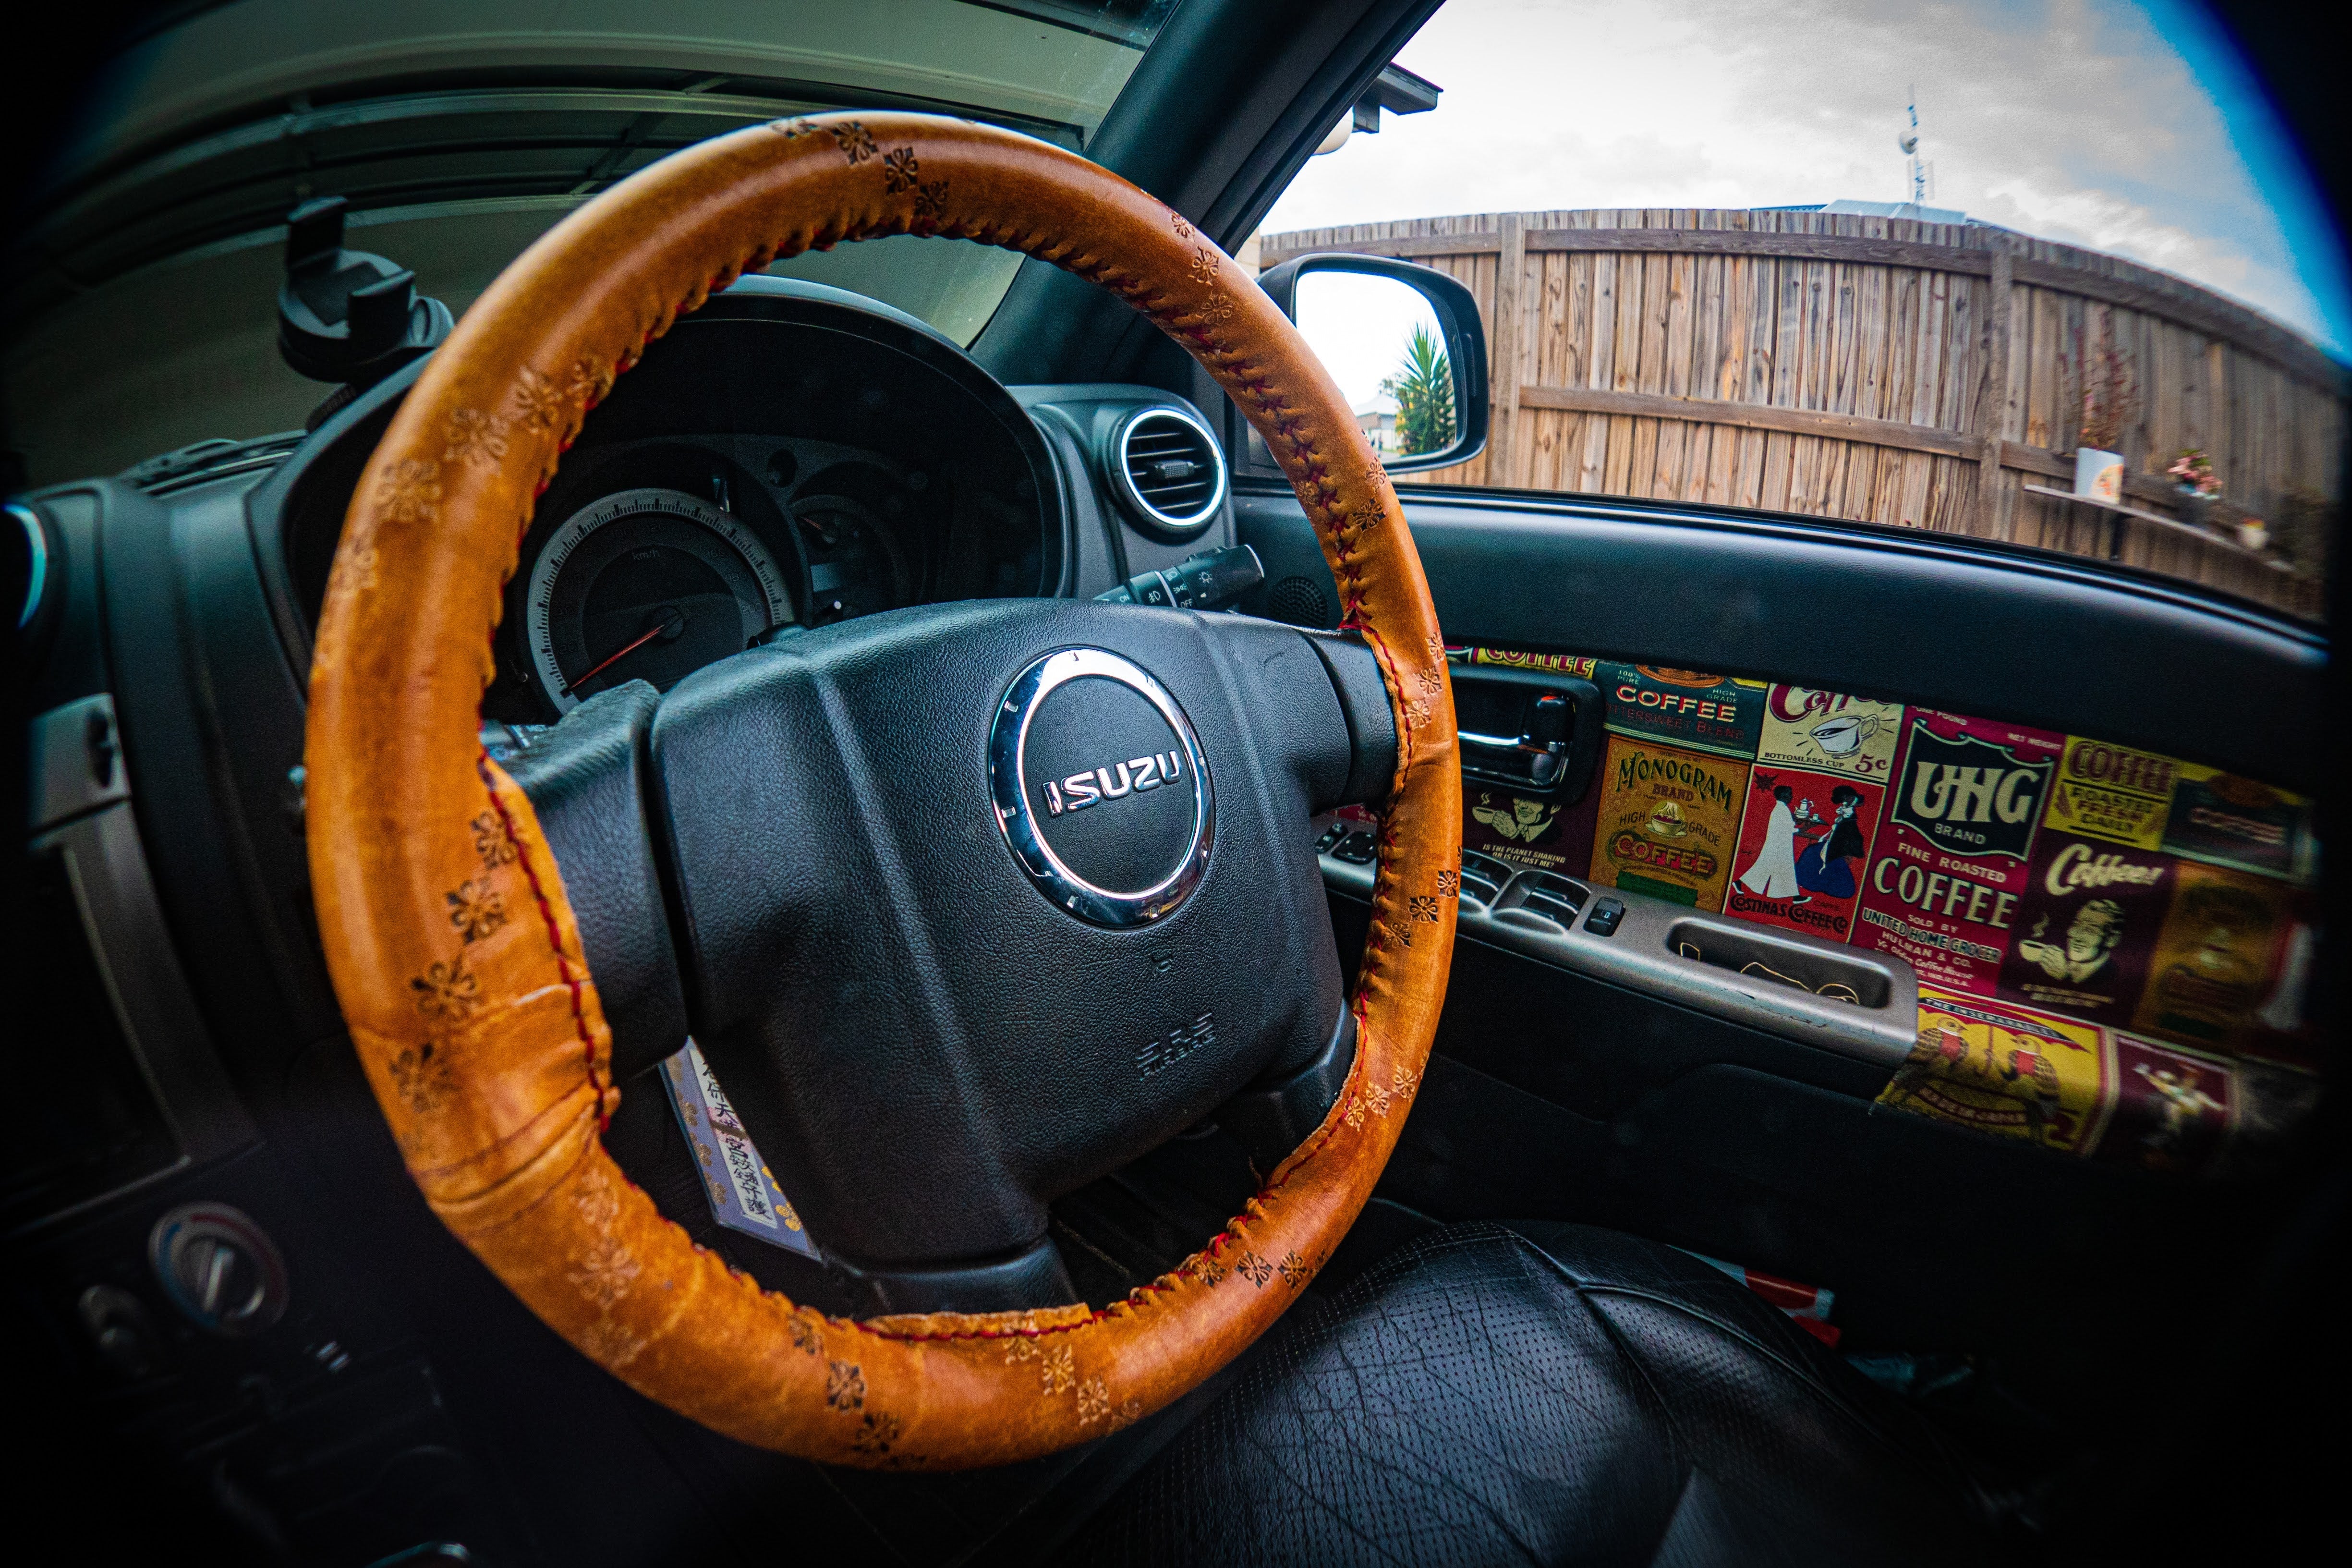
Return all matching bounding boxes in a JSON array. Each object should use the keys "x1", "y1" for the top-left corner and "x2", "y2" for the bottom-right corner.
[{"x1": 305, "y1": 112, "x2": 1460, "y2": 1469}]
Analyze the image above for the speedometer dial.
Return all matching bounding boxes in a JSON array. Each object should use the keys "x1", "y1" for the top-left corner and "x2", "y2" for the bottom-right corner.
[
  {"x1": 525, "y1": 487, "x2": 793, "y2": 712},
  {"x1": 794, "y1": 493, "x2": 910, "y2": 623}
]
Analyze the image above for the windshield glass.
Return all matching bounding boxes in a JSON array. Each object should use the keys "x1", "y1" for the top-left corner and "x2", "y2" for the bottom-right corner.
[
  {"x1": 5, "y1": 0, "x2": 1182, "y2": 485},
  {"x1": 1251, "y1": 0, "x2": 2345, "y2": 623}
]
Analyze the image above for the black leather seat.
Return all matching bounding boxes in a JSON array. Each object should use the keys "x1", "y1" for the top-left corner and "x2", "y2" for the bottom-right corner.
[{"x1": 1056, "y1": 1222, "x2": 1994, "y2": 1566}]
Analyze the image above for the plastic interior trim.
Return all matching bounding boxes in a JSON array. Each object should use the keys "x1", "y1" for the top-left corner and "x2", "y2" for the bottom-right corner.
[
  {"x1": 1239, "y1": 484, "x2": 2326, "y2": 791},
  {"x1": 1322, "y1": 848, "x2": 1920, "y2": 1067},
  {"x1": 1111, "y1": 403, "x2": 1230, "y2": 536}
]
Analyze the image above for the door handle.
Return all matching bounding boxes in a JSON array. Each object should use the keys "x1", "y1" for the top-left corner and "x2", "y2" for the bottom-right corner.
[{"x1": 1452, "y1": 669, "x2": 1603, "y2": 803}]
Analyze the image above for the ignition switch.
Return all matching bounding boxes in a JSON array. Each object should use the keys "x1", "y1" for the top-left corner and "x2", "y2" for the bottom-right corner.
[{"x1": 148, "y1": 1203, "x2": 290, "y2": 1337}]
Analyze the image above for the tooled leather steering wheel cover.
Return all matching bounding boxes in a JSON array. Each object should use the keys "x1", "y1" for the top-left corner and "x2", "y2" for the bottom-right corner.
[{"x1": 305, "y1": 112, "x2": 1461, "y2": 1469}]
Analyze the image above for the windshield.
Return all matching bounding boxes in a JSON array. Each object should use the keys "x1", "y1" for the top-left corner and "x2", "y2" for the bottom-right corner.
[
  {"x1": 63, "y1": 1, "x2": 1179, "y2": 172},
  {"x1": 1251, "y1": 0, "x2": 2346, "y2": 623},
  {"x1": 4, "y1": 0, "x2": 1183, "y2": 485}
]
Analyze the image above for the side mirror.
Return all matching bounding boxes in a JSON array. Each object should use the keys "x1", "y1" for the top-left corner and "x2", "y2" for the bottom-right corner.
[{"x1": 1256, "y1": 253, "x2": 1489, "y2": 475}]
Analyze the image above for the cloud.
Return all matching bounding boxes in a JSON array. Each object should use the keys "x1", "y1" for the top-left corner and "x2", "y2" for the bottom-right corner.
[{"x1": 1259, "y1": 0, "x2": 2345, "y2": 351}]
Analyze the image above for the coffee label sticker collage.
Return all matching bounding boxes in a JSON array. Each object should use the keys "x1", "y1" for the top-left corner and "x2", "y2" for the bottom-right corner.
[{"x1": 1456, "y1": 647, "x2": 2323, "y2": 1177}]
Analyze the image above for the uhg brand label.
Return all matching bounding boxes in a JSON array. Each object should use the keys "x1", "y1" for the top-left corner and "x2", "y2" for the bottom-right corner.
[
  {"x1": 1855, "y1": 711, "x2": 2064, "y2": 996},
  {"x1": 1886, "y1": 726, "x2": 2052, "y2": 862}
]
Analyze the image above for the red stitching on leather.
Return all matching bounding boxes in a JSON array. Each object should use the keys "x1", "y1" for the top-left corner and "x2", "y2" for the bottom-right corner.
[
  {"x1": 1343, "y1": 626, "x2": 1415, "y2": 1005},
  {"x1": 478, "y1": 753, "x2": 608, "y2": 1127}
]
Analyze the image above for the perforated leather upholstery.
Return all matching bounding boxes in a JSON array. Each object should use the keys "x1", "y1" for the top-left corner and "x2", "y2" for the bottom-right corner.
[{"x1": 1057, "y1": 1223, "x2": 1993, "y2": 1566}]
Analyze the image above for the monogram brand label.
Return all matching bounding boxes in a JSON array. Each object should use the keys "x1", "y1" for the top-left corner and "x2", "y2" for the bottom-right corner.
[{"x1": 1587, "y1": 734, "x2": 1744, "y2": 910}]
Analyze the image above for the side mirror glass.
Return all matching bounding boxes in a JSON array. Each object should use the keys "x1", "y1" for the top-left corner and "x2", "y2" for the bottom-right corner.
[{"x1": 1256, "y1": 254, "x2": 1489, "y2": 475}]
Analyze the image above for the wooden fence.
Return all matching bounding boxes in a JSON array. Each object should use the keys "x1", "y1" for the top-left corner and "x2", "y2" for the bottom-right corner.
[{"x1": 1256, "y1": 209, "x2": 2344, "y2": 618}]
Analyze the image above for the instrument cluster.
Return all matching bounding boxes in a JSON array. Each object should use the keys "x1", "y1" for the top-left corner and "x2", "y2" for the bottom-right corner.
[
  {"x1": 502, "y1": 437, "x2": 940, "y2": 718},
  {"x1": 276, "y1": 278, "x2": 1062, "y2": 725},
  {"x1": 457, "y1": 280, "x2": 1065, "y2": 722}
]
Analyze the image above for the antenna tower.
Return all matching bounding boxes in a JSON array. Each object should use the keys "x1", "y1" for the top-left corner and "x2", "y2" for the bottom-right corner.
[{"x1": 1900, "y1": 90, "x2": 1926, "y2": 208}]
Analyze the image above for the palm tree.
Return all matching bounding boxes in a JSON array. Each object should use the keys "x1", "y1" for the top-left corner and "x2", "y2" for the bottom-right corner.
[{"x1": 1380, "y1": 324, "x2": 1455, "y2": 457}]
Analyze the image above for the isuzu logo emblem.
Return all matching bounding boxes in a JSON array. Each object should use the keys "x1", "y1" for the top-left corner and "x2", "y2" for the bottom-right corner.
[
  {"x1": 989, "y1": 648, "x2": 1213, "y2": 926},
  {"x1": 1042, "y1": 751, "x2": 1182, "y2": 815}
]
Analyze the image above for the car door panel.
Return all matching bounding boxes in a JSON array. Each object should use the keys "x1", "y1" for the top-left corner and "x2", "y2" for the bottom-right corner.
[
  {"x1": 1239, "y1": 485, "x2": 2325, "y2": 790},
  {"x1": 1322, "y1": 848, "x2": 1923, "y2": 1065},
  {"x1": 1249, "y1": 475, "x2": 2319, "y2": 1388},
  {"x1": 1327, "y1": 889, "x2": 2268, "y2": 1387}
]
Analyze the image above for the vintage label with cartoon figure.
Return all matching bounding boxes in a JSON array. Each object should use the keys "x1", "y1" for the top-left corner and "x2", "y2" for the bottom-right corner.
[
  {"x1": 2160, "y1": 764, "x2": 2315, "y2": 883},
  {"x1": 1853, "y1": 711, "x2": 2064, "y2": 995},
  {"x1": 1722, "y1": 764, "x2": 1886, "y2": 942},
  {"x1": 2132, "y1": 861, "x2": 2292, "y2": 1053},
  {"x1": 2089, "y1": 1035, "x2": 2235, "y2": 1176},
  {"x1": 2042, "y1": 737, "x2": 2181, "y2": 851},
  {"x1": 1465, "y1": 779, "x2": 1600, "y2": 875},
  {"x1": 1996, "y1": 829, "x2": 2173, "y2": 1024},
  {"x1": 1600, "y1": 663, "x2": 1766, "y2": 760},
  {"x1": 2237, "y1": 902, "x2": 2323, "y2": 1072},
  {"x1": 1587, "y1": 735, "x2": 1744, "y2": 908},
  {"x1": 1881, "y1": 989, "x2": 2109, "y2": 1152},
  {"x1": 1754, "y1": 686, "x2": 1903, "y2": 782}
]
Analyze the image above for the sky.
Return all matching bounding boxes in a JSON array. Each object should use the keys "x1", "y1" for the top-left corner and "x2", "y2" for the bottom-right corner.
[
  {"x1": 1258, "y1": 0, "x2": 2350, "y2": 357},
  {"x1": 1294, "y1": 271, "x2": 1448, "y2": 415}
]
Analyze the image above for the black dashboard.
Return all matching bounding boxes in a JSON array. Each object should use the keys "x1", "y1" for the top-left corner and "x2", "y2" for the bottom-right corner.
[
  {"x1": 8, "y1": 273, "x2": 1244, "y2": 1556},
  {"x1": 268, "y1": 279, "x2": 1080, "y2": 723}
]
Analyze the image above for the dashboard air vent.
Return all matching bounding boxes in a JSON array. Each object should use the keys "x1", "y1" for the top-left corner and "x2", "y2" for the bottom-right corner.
[{"x1": 1113, "y1": 407, "x2": 1227, "y2": 538}]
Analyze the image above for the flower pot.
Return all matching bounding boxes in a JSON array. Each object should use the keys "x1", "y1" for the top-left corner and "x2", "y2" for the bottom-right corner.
[
  {"x1": 2238, "y1": 520, "x2": 2268, "y2": 551},
  {"x1": 2175, "y1": 489, "x2": 2211, "y2": 528},
  {"x1": 2074, "y1": 447, "x2": 2124, "y2": 503}
]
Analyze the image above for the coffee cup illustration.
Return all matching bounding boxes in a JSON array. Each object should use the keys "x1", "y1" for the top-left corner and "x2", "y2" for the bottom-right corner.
[{"x1": 1808, "y1": 713, "x2": 1882, "y2": 757}]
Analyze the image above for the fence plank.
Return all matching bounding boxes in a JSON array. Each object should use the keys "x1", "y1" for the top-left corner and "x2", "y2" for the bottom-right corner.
[
  {"x1": 1706, "y1": 253, "x2": 1745, "y2": 503},
  {"x1": 1517, "y1": 384, "x2": 1980, "y2": 457},
  {"x1": 1487, "y1": 215, "x2": 1528, "y2": 486},
  {"x1": 1263, "y1": 225, "x2": 2345, "y2": 389},
  {"x1": 1976, "y1": 253, "x2": 2013, "y2": 535},
  {"x1": 1605, "y1": 247, "x2": 1643, "y2": 493},
  {"x1": 1684, "y1": 244, "x2": 1722, "y2": 502},
  {"x1": 1259, "y1": 208, "x2": 2337, "y2": 612}
]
